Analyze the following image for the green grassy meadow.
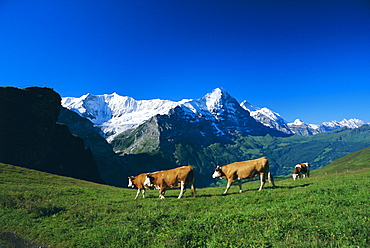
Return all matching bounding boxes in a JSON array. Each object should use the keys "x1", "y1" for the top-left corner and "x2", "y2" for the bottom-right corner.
[{"x1": 0, "y1": 162, "x2": 369, "y2": 248}]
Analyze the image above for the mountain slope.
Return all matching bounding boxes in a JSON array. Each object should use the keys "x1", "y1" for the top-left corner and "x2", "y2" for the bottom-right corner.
[
  {"x1": 63, "y1": 88, "x2": 290, "y2": 142},
  {"x1": 57, "y1": 107, "x2": 133, "y2": 186},
  {"x1": 62, "y1": 92, "x2": 185, "y2": 141},
  {"x1": 4, "y1": 87, "x2": 369, "y2": 188},
  {"x1": 111, "y1": 89, "x2": 289, "y2": 154},
  {"x1": 57, "y1": 87, "x2": 370, "y2": 187},
  {"x1": 63, "y1": 88, "x2": 369, "y2": 141},
  {"x1": 112, "y1": 114, "x2": 370, "y2": 187},
  {"x1": 312, "y1": 145, "x2": 370, "y2": 175},
  {"x1": 60, "y1": 87, "x2": 370, "y2": 187},
  {"x1": 241, "y1": 100, "x2": 292, "y2": 134},
  {"x1": 241, "y1": 101, "x2": 368, "y2": 136}
]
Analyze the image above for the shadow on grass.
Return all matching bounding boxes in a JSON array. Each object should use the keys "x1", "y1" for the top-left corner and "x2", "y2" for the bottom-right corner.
[
  {"x1": 132, "y1": 183, "x2": 313, "y2": 198},
  {"x1": 274, "y1": 183, "x2": 312, "y2": 189},
  {"x1": 198, "y1": 183, "x2": 312, "y2": 197}
]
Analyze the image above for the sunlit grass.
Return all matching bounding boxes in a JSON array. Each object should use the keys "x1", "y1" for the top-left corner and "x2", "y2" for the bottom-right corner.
[{"x1": 1, "y1": 162, "x2": 369, "y2": 247}]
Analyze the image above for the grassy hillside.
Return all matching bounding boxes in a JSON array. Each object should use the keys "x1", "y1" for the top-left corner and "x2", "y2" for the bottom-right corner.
[
  {"x1": 312, "y1": 146, "x2": 370, "y2": 176},
  {"x1": 1, "y1": 162, "x2": 369, "y2": 248}
]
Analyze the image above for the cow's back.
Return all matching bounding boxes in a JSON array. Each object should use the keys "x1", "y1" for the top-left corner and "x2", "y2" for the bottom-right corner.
[
  {"x1": 223, "y1": 157, "x2": 269, "y2": 177},
  {"x1": 177, "y1": 165, "x2": 195, "y2": 181},
  {"x1": 300, "y1": 163, "x2": 308, "y2": 174},
  {"x1": 153, "y1": 165, "x2": 194, "y2": 188}
]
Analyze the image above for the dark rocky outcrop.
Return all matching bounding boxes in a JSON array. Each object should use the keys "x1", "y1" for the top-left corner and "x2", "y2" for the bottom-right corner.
[{"x1": 0, "y1": 87, "x2": 103, "y2": 183}]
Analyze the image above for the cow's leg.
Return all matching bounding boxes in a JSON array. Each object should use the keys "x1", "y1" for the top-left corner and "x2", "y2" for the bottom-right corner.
[
  {"x1": 141, "y1": 189, "x2": 146, "y2": 198},
  {"x1": 159, "y1": 188, "x2": 166, "y2": 199},
  {"x1": 268, "y1": 172, "x2": 276, "y2": 188},
  {"x1": 258, "y1": 173, "x2": 266, "y2": 191},
  {"x1": 238, "y1": 180, "x2": 242, "y2": 193},
  {"x1": 178, "y1": 181, "x2": 185, "y2": 198},
  {"x1": 134, "y1": 188, "x2": 141, "y2": 199},
  {"x1": 223, "y1": 180, "x2": 232, "y2": 194},
  {"x1": 190, "y1": 183, "x2": 196, "y2": 197}
]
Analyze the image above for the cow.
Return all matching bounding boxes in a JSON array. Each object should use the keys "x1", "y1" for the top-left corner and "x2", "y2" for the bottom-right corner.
[
  {"x1": 212, "y1": 157, "x2": 275, "y2": 194},
  {"x1": 128, "y1": 173, "x2": 153, "y2": 199},
  {"x1": 144, "y1": 165, "x2": 196, "y2": 199},
  {"x1": 292, "y1": 162, "x2": 311, "y2": 180}
]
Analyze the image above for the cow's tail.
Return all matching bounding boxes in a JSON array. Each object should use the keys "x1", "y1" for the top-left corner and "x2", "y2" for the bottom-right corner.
[{"x1": 266, "y1": 160, "x2": 276, "y2": 188}]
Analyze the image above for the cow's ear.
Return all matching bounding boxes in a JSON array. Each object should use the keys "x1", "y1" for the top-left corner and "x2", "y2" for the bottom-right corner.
[{"x1": 146, "y1": 173, "x2": 151, "y2": 176}]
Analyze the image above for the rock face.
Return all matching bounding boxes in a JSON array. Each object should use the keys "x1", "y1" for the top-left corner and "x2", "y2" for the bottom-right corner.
[
  {"x1": 0, "y1": 87, "x2": 103, "y2": 183},
  {"x1": 57, "y1": 107, "x2": 132, "y2": 186},
  {"x1": 62, "y1": 88, "x2": 290, "y2": 142},
  {"x1": 111, "y1": 89, "x2": 289, "y2": 155},
  {"x1": 63, "y1": 88, "x2": 369, "y2": 141}
]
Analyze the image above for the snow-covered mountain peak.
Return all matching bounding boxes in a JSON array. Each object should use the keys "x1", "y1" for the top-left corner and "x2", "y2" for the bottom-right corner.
[
  {"x1": 241, "y1": 100, "x2": 291, "y2": 133},
  {"x1": 62, "y1": 88, "x2": 369, "y2": 141},
  {"x1": 291, "y1": 119, "x2": 306, "y2": 126},
  {"x1": 204, "y1": 87, "x2": 230, "y2": 101},
  {"x1": 241, "y1": 101, "x2": 285, "y2": 122},
  {"x1": 240, "y1": 100, "x2": 260, "y2": 111},
  {"x1": 62, "y1": 92, "x2": 182, "y2": 141},
  {"x1": 341, "y1": 118, "x2": 367, "y2": 128},
  {"x1": 62, "y1": 88, "x2": 252, "y2": 141},
  {"x1": 321, "y1": 118, "x2": 367, "y2": 130},
  {"x1": 203, "y1": 87, "x2": 229, "y2": 107},
  {"x1": 201, "y1": 87, "x2": 241, "y2": 117}
]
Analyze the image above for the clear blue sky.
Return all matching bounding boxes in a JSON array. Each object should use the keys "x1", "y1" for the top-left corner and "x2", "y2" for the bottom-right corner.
[{"x1": 1, "y1": 0, "x2": 369, "y2": 124}]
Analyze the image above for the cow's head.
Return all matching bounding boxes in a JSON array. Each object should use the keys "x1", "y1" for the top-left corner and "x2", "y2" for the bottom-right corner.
[
  {"x1": 144, "y1": 173, "x2": 154, "y2": 187},
  {"x1": 128, "y1": 176, "x2": 135, "y2": 188},
  {"x1": 212, "y1": 166, "x2": 223, "y2": 178}
]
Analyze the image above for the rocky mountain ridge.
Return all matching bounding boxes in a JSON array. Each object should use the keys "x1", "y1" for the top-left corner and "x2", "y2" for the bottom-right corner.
[
  {"x1": 240, "y1": 100, "x2": 368, "y2": 136},
  {"x1": 62, "y1": 88, "x2": 368, "y2": 140}
]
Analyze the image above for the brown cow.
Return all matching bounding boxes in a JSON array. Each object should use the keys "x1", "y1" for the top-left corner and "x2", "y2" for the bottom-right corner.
[
  {"x1": 212, "y1": 157, "x2": 275, "y2": 194},
  {"x1": 144, "y1": 165, "x2": 196, "y2": 199},
  {"x1": 128, "y1": 173, "x2": 153, "y2": 199},
  {"x1": 292, "y1": 162, "x2": 311, "y2": 180}
]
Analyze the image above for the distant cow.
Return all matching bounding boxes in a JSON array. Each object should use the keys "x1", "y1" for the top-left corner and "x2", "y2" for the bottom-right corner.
[
  {"x1": 212, "y1": 157, "x2": 275, "y2": 194},
  {"x1": 292, "y1": 163, "x2": 311, "y2": 180},
  {"x1": 128, "y1": 173, "x2": 153, "y2": 199},
  {"x1": 144, "y1": 165, "x2": 196, "y2": 199}
]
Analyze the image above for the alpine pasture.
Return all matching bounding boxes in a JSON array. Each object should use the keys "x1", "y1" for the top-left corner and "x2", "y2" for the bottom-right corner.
[{"x1": 0, "y1": 158, "x2": 369, "y2": 247}]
